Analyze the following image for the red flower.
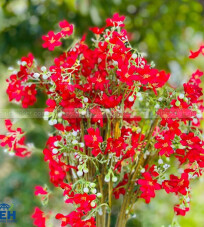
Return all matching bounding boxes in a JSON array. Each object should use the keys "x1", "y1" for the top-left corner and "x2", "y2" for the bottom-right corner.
[
  {"x1": 42, "y1": 31, "x2": 62, "y2": 51},
  {"x1": 56, "y1": 211, "x2": 95, "y2": 227},
  {"x1": 116, "y1": 65, "x2": 137, "y2": 85},
  {"x1": 162, "y1": 173, "x2": 189, "y2": 195},
  {"x1": 66, "y1": 193, "x2": 96, "y2": 214},
  {"x1": 174, "y1": 204, "x2": 190, "y2": 216},
  {"x1": 90, "y1": 27, "x2": 105, "y2": 34},
  {"x1": 180, "y1": 132, "x2": 200, "y2": 148},
  {"x1": 105, "y1": 137, "x2": 127, "y2": 157},
  {"x1": 49, "y1": 160, "x2": 66, "y2": 186},
  {"x1": 0, "y1": 119, "x2": 30, "y2": 157},
  {"x1": 84, "y1": 128, "x2": 103, "y2": 149},
  {"x1": 22, "y1": 84, "x2": 37, "y2": 108},
  {"x1": 83, "y1": 217, "x2": 96, "y2": 227},
  {"x1": 94, "y1": 93, "x2": 122, "y2": 108},
  {"x1": 6, "y1": 61, "x2": 37, "y2": 108},
  {"x1": 106, "y1": 13, "x2": 125, "y2": 27},
  {"x1": 34, "y1": 186, "x2": 48, "y2": 196},
  {"x1": 60, "y1": 182, "x2": 74, "y2": 197},
  {"x1": 21, "y1": 53, "x2": 34, "y2": 68},
  {"x1": 155, "y1": 132, "x2": 174, "y2": 157},
  {"x1": 183, "y1": 82, "x2": 203, "y2": 104},
  {"x1": 90, "y1": 107, "x2": 103, "y2": 127},
  {"x1": 56, "y1": 213, "x2": 70, "y2": 226},
  {"x1": 32, "y1": 207, "x2": 46, "y2": 227},
  {"x1": 138, "y1": 172, "x2": 161, "y2": 203},
  {"x1": 45, "y1": 99, "x2": 56, "y2": 112},
  {"x1": 59, "y1": 20, "x2": 74, "y2": 37},
  {"x1": 189, "y1": 45, "x2": 204, "y2": 59},
  {"x1": 166, "y1": 120, "x2": 181, "y2": 136},
  {"x1": 113, "y1": 174, "x2": 128, "y2": 199}
]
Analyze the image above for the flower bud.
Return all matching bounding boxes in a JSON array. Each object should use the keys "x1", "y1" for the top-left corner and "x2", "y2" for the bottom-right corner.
[
  {"x1": 33, "y1": 73, "x2": 40, "y2": 78},
  {"x1": 79, "y1": 142, "x2": 84, "y2": 148},
  {"x1": 97, "y1": 193, "x2": 102, "y2": 198},
  {"x1": 53, "y1": 119, "x2": 57, "y2": 125},
  {"x1": 81, "y1": 110, "x2": 86, "y2": 115},
  {"x1": 137, "y1": 92, "x2": 142, "y2": 97},
  {"x1": 112, "y1": 176, "x2": 118, "y2": 182},
  {"x1": 105, "y1": 175, "x2": 110, "y2": 182},
  {"x1": 77, "y1": 171, "x2": 83, "y2": 177},
  {"x1": 54, "y1": 141, "x2": 59, "y2": 147},
  {"x1": 158, "y1": 159, "x2": 163, "y2": 165},
  {"x1": 90, "y1": 183, "x2": 96, "y2": 188},
  {"x1": 175, "y1": 100, "x2": 180, "y2": 106},
  {"x1": 155, "y1": 104, "x2": 160, "y2": 109},
  {"x1": 21, "y1": 61, "x2": 27, "y2": 66},
  {"x1": 83, "y1": 188, "x2": 89, "y2": 193},
  {"x1": 41, "y1": 66, "x2": 47, "y2": 72},
  {"x1": 91, "y1": 189, "x2": 97, "y2": 194},
  {"x1": 83, "y1": 168, "x2": 89, "y2": 173},
  {"x1": 91, "y1": 201, "x2": 96, "y2": 207},
  {"x1": 72, "y1": 140, "x2": 78, "y2": 145},
  {"x1": 48, "y1": 120, "x2": 54, "y2": 125},
  {"x1": 72, "y1": 131, "x2": 77, "y2": 136},
  {"x1": 132, "y1": 53, "x2": 137, "y2": 59},
  {"x1": 42, "y1": 74, "x2": 48, "y2": 80},
  {"x1": 98, "y1": 209, "x2": 103, "y2": 216},
  {"x1": 141, "y1": 168, "x2": 145, "y2": 173},
  {"x1": 179, "y1": 94, "x2": 184, "y2": 99},
  {"x1": 83, "y1": 97, "x2": 89, "y2": 103},
  {"x1": 128, "y1": 96, "x2": 134, "y2": 102},
  {"x1": 52, "y1": 148, "x2": 58, "y2": 154}
]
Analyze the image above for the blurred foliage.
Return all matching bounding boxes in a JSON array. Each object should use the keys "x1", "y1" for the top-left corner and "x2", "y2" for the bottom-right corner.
[
  {"x1": 0, "y1": 0, "x2": 204, "y2": 227},
  {"x1": 0, "y1": 0, "x2": 204, "y2": 73},
  {"x1": 0, "y1": 151, "x2": 50, "y2": 227}
]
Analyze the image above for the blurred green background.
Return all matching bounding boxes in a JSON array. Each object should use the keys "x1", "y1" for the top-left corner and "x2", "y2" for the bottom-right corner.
[{"x1": 0, "y1": 0, "x2": 204, "y2": 226}]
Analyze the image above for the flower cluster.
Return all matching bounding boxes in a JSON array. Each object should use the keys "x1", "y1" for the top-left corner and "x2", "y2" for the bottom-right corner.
[
  {"x1": 6, "y1": 53, "x2": 37, "y2": 108},
  {"x1": 42, "y1": 20, "x2": 74, "y2": 51},
  {"x1": 3, "y1": 13, "x2": 204, "y2": 227},
  {"x1": 0, "y1": 119, "x2": 31, "y2": 157}
]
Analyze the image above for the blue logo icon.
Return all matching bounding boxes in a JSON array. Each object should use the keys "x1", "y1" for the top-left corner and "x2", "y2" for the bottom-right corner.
[{"x1": 0, "y1": 203, "x2": 16, "y2": 223}]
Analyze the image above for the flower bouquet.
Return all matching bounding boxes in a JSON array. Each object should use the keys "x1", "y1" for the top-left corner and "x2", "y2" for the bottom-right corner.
[{"x1": 1, "y1": 13, "x2": 204, "y2": 227}]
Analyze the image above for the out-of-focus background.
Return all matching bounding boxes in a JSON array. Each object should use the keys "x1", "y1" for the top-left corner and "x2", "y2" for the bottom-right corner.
[{"x1": 0, "y1": 0, "x2": 204, "y2": 226}]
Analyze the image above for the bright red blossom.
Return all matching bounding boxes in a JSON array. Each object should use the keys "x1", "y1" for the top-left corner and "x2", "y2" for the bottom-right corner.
[
  {"x1": 138, "y1": 171, "x2": 161, "y2": 203},
  {"x1": 42, "y1": 31, "x2": 62, "y2": 51},
  {"x1": 34, "y1": 186, "x2": 48, "y2": 196},
  {"x1": 32, "y1": 207, "x2": 46, "y2": 227},
  {"x1": 59, "y1": 20, "x2": 74, "y2": 37},
  {"x1": 0, "y1": 119, "x2": 30, "y2": 157}
]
